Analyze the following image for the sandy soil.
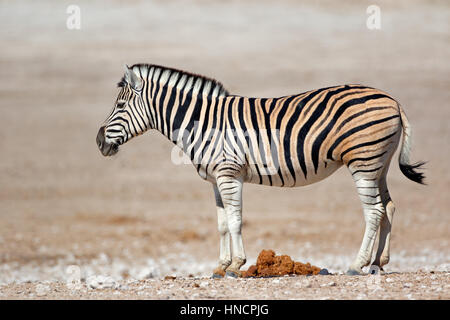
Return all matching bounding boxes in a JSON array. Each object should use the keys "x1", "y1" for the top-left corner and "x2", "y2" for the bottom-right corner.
[
  {"x1": 1, "y1": 272, "x2": 448, "y2": 300},
  {"x1": 0, "y1": 0, "x2": 449, "y2": 299}
]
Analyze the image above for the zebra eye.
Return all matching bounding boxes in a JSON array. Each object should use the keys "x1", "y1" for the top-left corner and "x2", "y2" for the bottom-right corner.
[{"x1": 116, "y1": 101, "x2": 126, "y2": 109}]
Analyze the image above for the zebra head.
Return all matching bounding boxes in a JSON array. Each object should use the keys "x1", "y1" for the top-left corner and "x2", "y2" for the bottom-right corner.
[{"x1": 97, "y1": 66, "x2": 151, "y2": 156}]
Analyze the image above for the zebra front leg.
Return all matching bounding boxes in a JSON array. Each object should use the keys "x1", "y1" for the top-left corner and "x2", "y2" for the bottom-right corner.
[
  {"x1": 347, "y1": 177, "x2": 385, "y2": 275},
  {"x1": 216, "y1": 175, "x2": 246, "y2": 278},
  {"x1": 212, "y1": 184, "x2": 231, "y2": 278}
]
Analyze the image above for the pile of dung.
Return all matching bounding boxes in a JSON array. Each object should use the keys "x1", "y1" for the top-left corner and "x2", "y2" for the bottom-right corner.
[{"x1": 242, "y1": 249, "x2": 322, "y2": 277}]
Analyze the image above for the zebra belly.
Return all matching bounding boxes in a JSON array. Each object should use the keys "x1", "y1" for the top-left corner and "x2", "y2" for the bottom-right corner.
[{"x1": 244, "y1": 160, "x2": 343, "y2": 187}]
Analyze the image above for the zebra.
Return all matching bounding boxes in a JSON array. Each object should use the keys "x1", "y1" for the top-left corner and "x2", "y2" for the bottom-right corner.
[{"x1": 96, "y1": 64, "x2": 425, "y2": 277}]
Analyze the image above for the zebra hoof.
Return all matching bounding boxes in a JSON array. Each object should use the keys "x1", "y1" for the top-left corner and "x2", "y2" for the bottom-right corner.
[
  {"x1": 225, "y1": 271, "x2": 240, "y2": 278},
  {"x1": 211, "y1": 273, "x2": 224, "y2": 279},
  {"x1": 346, "y1": 268, "x2": 364, "y2": 276}
]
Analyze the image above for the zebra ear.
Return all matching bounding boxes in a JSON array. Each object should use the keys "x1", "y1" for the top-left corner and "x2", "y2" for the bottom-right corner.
[{"x1": 124, "y1": 65, "x2": 143, "y2": 91}]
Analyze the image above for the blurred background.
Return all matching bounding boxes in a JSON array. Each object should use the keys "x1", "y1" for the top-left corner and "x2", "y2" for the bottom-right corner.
[{"x1": 0, "y1": 0, "x2": 448, "y2": 283}]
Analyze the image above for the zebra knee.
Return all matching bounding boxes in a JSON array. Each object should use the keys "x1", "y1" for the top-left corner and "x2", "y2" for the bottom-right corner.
[
  {"x1": 218, "y1": 221, "x2": 229, "y2": 236},
  {"x1": 226, "y1": 211, "x2": 242, "y2": 235},
  {"x1": 216, "y1": 208, "x2": 229, "y2": 235},
  {"x1": 365, "y1": 208, "x2": 384, "y2": 231}
]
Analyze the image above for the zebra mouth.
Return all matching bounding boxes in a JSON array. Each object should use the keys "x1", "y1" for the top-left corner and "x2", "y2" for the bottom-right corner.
[{"x1": 101, "y1": 143, "x2": 119, "y2": 157}]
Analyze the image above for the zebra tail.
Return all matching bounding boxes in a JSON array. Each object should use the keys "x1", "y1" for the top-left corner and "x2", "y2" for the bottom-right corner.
[{"x1": 398, "y1": 104, "x2": 427, "y2": 185}]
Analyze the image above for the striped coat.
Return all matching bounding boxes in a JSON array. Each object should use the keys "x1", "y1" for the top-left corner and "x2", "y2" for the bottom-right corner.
[{"x1": 97, "y1": 64, "x2": 425, "y2": 276}]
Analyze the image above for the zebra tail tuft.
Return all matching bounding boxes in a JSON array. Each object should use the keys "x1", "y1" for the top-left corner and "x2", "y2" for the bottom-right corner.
[
  {"x1": 399, "y1": 161, "x2": 427, "y2": 185},
  {"x1": 398, "y1": 104, "x2": 427, "y2": 185}
]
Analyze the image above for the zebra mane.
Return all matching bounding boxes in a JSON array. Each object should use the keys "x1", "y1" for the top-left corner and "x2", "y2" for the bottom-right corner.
[{"x1": 118, "y1": 63, "x2": 230, "y2": 98}]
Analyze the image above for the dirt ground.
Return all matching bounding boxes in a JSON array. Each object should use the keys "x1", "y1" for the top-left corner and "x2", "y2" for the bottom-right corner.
[
  {"x1": 1, "y1": 272, "x2": 448, "y2": 300},
  {"x1": 0, "y1": 0, "x2": 448, "y2": 300}
]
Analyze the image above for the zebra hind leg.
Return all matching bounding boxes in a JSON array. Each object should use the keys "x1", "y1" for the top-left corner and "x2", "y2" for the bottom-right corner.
[
  {"x1": 371, "y1": 176, "x2": 395, "y2": 272},
  {"x1": 347, "y1": 168, "x2": 387, "y2": 275}
]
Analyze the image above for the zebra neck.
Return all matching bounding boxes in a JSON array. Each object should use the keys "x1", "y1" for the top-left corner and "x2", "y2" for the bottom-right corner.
[{"x1": 151, "y1": 90, "x2": 222, "y2": 158}]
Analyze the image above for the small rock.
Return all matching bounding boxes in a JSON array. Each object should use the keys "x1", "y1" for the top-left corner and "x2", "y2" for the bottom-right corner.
[
  {"x1": 320, "y1": 281, "x2": 336, "y2": 287},
  {"x1": 115, "y1": 284, "x2": 129, "y2": 290},
  {"x1": 87, "y1": 275, "x2": 115, "y2": 289},
  {"x1": 35, "y1": 284, "x2": 50, "y2": 296},
  {"x1": 318, "y1": 268, "x2": 330, "y2": 275},
  {"x1": 385, "y1": 278, "x2": 394, "y2": 283}
]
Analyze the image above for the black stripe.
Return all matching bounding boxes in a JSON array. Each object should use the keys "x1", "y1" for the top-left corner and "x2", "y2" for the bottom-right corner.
[
  {"x1": 131, "y1": 97, "x2": 146, "y2": 132},
  {"x1": 172, "y1": 86, "x2": 194, "y2": 142},
  {"x1": 143, "y1": 80, "x2": 156, "y2": 129},
  {"x1": 347, "y1": 151, "x2": 387, "y2": 166},
  {"x1": 358, "y1": 193, "x2": 380, "y2": 198},
  {"x1": 158, "y1": 82, "x2": 169, "y2": 135},
  {"x1": 185, "y1": 97, "x2": 203, "y2": 160},
  {"x1": 231, "y1": 97, "x2": 246, "y2": 156},
  {"x1": 261, "y1": 99, "x2": 277, "y2": 186},
  {"x1": 248, "y1": 98, "x2": 271, "y2": 185},
  {"x1": 152, "y1": 70, "x2": 163, "y2": 130},
  {"x1": 352, "y1": 166, "x2": 383, "y2": 176},
  {"x1": 113, "y1": 114, "x2": 133, "y2": 133},
  {"x1": 274, "y1": 96, "x2": 297, "y2": 186},
  {"x1": 327, "y1": 115, "x2": 399, "y2": 161},
  {"x1": 338, "y1": 131, "x2": 398, "y2": 161},
  {"x1": 165, "y1": 75, "x2": 182, "y2": 139},
  {"x1": 192, "y1": 95, "x2": 215, "y2": 162},
  {"x1": 335, "y1": 106, "x2": 392, "y2": 133}
]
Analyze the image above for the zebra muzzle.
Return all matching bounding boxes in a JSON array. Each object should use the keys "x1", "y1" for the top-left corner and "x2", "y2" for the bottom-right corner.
[{"x1": 96, "y1": 126, "x2": 119, "y2": 156}]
